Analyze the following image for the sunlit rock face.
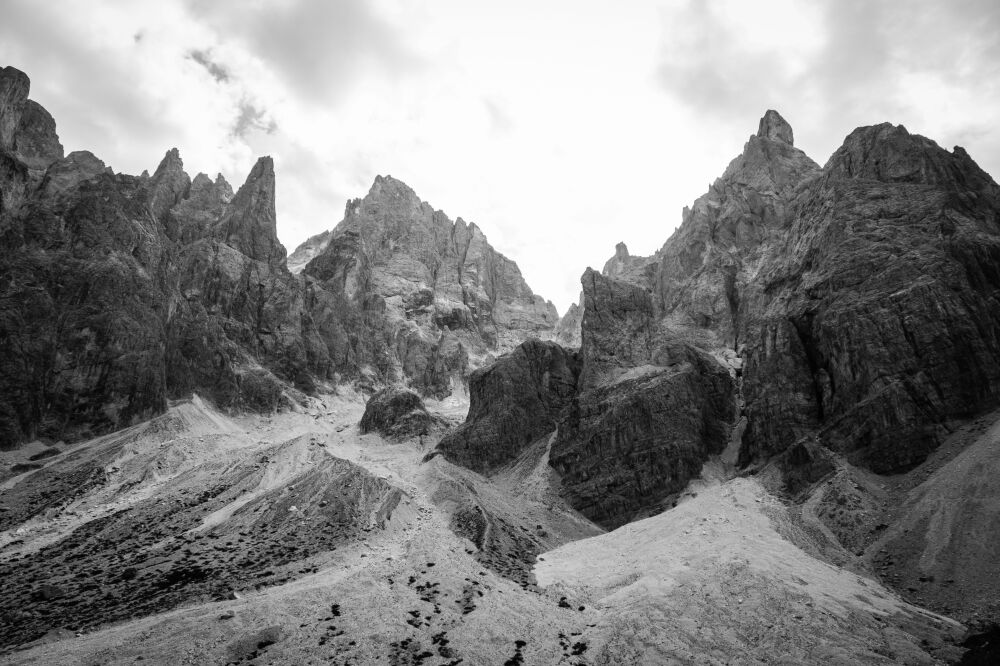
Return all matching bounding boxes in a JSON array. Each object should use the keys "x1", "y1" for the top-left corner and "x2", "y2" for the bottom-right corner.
[{"x1": 302, "y1": 174, "x2": 558, "y2": 397}]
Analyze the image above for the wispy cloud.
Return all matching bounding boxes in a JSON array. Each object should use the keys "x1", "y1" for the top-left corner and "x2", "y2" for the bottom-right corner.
[
  {"x1": 184, "y1": 0, "x2": 421, "y2": 105},
  {"x1": 187, "y1": 48, "x2": 229, "y2": 83}
]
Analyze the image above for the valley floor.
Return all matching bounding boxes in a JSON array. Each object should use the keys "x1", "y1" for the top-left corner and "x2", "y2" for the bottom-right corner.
[{"x1": 0, "y1": 392, "x2": 970, "y2": 665}]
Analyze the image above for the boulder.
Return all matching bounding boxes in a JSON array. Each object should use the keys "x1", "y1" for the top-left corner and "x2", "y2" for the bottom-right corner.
[
  {"x1": 436, "y1": 339, "x2": 581, "y2": 473},
  {"x1": 360, "y1": 387, "x2": 439, "y2": 439}
]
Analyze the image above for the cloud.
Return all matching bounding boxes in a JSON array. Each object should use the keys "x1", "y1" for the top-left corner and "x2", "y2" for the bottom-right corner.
[
  {"x1": 232, "y1": 101, "x2": 276, "y2": 138},
  {"x1": 482, "y1": 97, "x2": 514, "y2": 134},
  {"x1": 187, "y1": 49, "x2": 230, "y2": 83},
  {"x1": 655, "y1": 0, "x2": 1000, "y2": 172},
  {"x1": 184, "y1": 0, "x2": 420, "y2": 105},
  {"x1": 3, "y1": 0, "x2": 999, "y2": 315}
]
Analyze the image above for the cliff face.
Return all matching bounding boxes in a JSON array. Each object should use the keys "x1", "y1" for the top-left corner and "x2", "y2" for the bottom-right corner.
[
  {"x1": 0, "y1": 66, "x2": 558, "y2": 448},
  {"x1": 601, "y1": 110, "x2": 1000, "y2": 475},
  {"x1": 436, "y1": 339, "x2": 581, "y2": 473},
  {"x1": 548, "y1": 269, "x2": 736, "y2": 528},
  {"x1": 302, "y1": 175, "x2": 558, "y2": 396},
  {"x1": 437, "y1": 268, "x2": 737, "y2": 528},
  {"x1": 0, "y1": 66, "x2": 326, "y2": 446}
]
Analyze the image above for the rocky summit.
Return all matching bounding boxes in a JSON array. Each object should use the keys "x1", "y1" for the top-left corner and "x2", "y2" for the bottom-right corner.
[
  {"x1": 300, "y1": 175, "x2": 558, "y2": 397},
  {"x1": 3, "y1": 64, "x2": 1000, "y2": 666},
  {"x1": 0, "y1": 66, "x2": 556, "y2": 450}
]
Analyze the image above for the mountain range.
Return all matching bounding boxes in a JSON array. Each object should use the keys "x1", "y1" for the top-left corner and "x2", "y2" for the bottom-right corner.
[{"x1": 2, "y1": 64, "x2": 999, "y2": 664}]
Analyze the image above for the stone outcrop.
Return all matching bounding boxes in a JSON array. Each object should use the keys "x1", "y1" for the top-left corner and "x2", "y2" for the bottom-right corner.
[
  {"x1": 302, "y1": 175, "x2": 558, "y2": 397},
  {"x1": 549, "y1": 270, "x2": 736, "y2": 528},
  {"x1": 436, "y1": 269, "x2": 737, "y2": 528},
  {"x1": 359, "y1": 387, "x2": 440, "y2": 439},
  {"x1": 436, "y1": 339, "x2": 580, "y2": 474}
]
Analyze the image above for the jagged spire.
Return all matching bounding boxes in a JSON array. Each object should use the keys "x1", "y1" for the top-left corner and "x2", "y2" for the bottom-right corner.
[
  {"x1": 214, "y1": 155, "x2": 286, "y2": 267},
  {"x1": 757, "y1": 110, "x2": 794, "y2": 146},
  {"x1": 148, "y1": 147, "x2": 191, "y2": 222}
]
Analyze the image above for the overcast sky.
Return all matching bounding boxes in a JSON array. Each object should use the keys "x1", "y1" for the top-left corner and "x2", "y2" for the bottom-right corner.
[{"x1": 2, "y1": 0, "x2": 998, "y2": 313}]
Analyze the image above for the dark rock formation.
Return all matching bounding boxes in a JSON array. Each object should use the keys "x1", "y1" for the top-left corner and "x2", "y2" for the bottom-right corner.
[
  {"x1": 580, "y1": 109, "x2": 1000, "y2": 622},
  {"x1": 360, "y1": 387, "x2": 440, "y2": 439},
  {"x1": 551, "y1": 361, "x2": 734, "y2": 529},
  {"x1": 302, "y1": 175, "x2": 558, "y2": 397},
  {"x1": 0, "y1": 67, "x2": 316, "y2": 446},
  {"x1": 549, "y1": 270, "x2": 736, "y2": 527},
  {"x1": 596, "y1": 109, "x2": 1000, "y2": 476},
  {"x1": 437, "y1": 269, "x2": 736, "y2": 528},
  {"x1": 436, "y1": 339, "x2": 581, "y2": 474},
  {"x1": 213, "y1": 156, "x2": 285, "y2": 267},
  {"x1": 0, "y1": 66, "x2": 557, "y2": 448}
]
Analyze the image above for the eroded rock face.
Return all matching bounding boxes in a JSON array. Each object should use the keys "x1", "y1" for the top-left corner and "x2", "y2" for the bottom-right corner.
[
  {"x1": 438, "y1": 269, "x2": 737, "y2": 528},
  {"x1": 578, "y1": 109, "x2": 1000, "y2": 626},
  {"x1": 0, "y1": 66, "x2": 558, "y2": 447},
  {"x1": 551, "y1": 364, "x2": 735, "y2": 529},
  {"x1": 549, "y1": 270, "x2": 736, "y2": 528},
  {"x1": 360, "y1": 387, "x2": 440, "y2": 439},
  {"x1": 213, "y1": 156, "x2": 286, "y2": 267},
  {"x1": 597, "y1": 110, "x2": 1000, "y2": 475},
  {"x1": 0, "y1": 67, "x2": 319, "y2": 446},
  {"x1": 286, "y1": 228, "x2": 331, "y2": 274},
  {"x1": 436, "y1": 339, "x2": 581, "y2": 474},
  {"x1": 552, "y1": 296, "x2": 583, "y2": 348},
  {"x1": 303, "y1": 175, "x2": 558, "y2": 397}
]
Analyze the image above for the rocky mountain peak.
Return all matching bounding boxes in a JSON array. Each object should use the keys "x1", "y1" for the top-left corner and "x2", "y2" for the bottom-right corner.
[
  {"x1": 369, "y1": 174, "x2": 417, "y2": 200},
  {"x1": 149, "y1": 147, "x2": 191, "y2": 222},
  {"x1": 190, "y1": 171, "x2": 213, "y2": 191},
  {"x1": 0, "y1": 65, "x2": 63, "y2": 173},
  {"x1": 214, "y1": 173, "x2": 233, "y2": 199},
  {"x1": 0, "y1": 66, "x2": 30, "y2": 150},
  {"x1": 824, "y1": 122, "x2": 998, "y2": 191},
  {"x1": 756, "y1": 109, "x2": 794, "y2": 145},
  {"x1": 39, "y1": 150, "x2": 107, "y2": 199},
  {"x1": 213, "y1": 155, "x2": 285, "y2": 267}
]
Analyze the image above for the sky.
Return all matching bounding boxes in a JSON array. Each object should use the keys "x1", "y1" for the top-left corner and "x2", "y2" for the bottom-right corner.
[{"x1": 2, "y1": 0, "x2": 998, "y2": 313}]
